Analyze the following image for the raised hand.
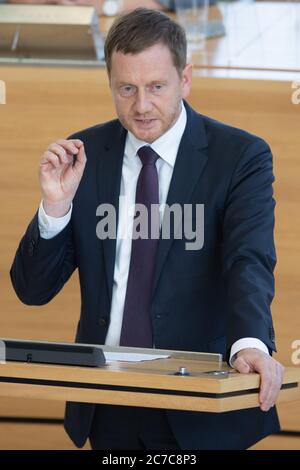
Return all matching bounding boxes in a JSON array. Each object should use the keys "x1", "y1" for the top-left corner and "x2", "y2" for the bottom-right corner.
[{"x1": 39, "y1": 139, "x2": 86, "y2": 217}]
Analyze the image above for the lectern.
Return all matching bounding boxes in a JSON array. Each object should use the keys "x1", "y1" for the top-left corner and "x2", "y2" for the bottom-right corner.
[{"x1": 0, "y1": 343, "x2": 299, "y2": 413}]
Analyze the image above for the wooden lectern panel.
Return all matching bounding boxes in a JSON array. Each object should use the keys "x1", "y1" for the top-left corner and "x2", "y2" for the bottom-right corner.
[{"x1": 0, "y1": 358, "x2": 299, "y2": 413}]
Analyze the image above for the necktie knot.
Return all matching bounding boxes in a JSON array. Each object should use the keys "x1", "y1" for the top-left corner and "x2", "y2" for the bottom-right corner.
[{"x1": 137, "y1": 146, "x2": 159, "y2": 166}]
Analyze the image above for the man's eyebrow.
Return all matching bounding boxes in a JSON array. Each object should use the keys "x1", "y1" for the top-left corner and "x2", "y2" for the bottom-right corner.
[
  {"x1": 117, "y1": 80, "x2": 168, "y2": 86},
  {"x1": 117, "y1": 82, "x2": 135, "y2": 87},
  {"x1": 149, "y1": 80, "x2": 168, "y2": 85}
]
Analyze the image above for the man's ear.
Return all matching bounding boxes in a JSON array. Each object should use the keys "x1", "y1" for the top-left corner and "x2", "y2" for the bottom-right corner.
[{"x1": 181, "y1": 63, "x2": 193, "y2": 99}]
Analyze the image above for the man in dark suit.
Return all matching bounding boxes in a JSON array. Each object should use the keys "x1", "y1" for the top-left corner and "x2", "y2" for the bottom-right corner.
[{"x1": 11, "y1": 8, "x2": 284, "y2": 450}]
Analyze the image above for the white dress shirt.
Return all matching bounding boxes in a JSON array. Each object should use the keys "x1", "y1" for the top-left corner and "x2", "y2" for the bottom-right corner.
[{"x1": 38, "y1": 103, "x2": 269, "y2": 365}]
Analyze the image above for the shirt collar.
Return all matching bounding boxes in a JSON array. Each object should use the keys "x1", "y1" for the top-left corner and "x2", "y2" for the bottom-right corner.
[{"x1": 125, "y1": 102, "x2": 187, "y2": 168}]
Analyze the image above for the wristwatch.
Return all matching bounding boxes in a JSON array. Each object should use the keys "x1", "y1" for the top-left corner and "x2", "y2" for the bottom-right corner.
[{"x1": 102, "y1": 0, "x2": 121, "y2": 16}]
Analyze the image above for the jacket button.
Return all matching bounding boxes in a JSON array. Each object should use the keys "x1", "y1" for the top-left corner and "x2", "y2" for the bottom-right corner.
[{"x1": 99, "y1": 318, "x2": 107, "y2": 327}]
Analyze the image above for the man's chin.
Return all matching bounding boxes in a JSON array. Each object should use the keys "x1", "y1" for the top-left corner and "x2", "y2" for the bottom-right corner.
[{"x1": 130, "y1": 125, "x2": 163, "y2": 144}]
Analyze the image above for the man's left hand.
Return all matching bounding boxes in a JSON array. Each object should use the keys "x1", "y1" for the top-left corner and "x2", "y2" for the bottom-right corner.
[{"x1": 232, "y1": 348, "x2": 285, "y2": 412}]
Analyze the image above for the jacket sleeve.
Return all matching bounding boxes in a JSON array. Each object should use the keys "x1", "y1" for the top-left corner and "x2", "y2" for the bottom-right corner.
[
  {"x1": 10, "y1": 212, "x2": 77, "y2": 305},
  {"x1": 221, "y1": 138, "x2": 277, "y2": 354}
]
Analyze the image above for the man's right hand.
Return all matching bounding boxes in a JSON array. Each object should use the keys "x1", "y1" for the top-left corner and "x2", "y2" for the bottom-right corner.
[{"x1": 39, "y1": 139, "x2": 87, "y2": 217}]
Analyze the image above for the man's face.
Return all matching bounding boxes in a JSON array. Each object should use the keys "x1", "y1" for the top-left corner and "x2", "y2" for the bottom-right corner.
[{"x1": 109, "y1": 43, "x2": 192, "y2": 143}]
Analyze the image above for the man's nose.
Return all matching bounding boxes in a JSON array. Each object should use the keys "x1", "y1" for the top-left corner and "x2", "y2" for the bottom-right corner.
[{"x1": 134, "y1": 89, "x2": 153, "y2": 115}]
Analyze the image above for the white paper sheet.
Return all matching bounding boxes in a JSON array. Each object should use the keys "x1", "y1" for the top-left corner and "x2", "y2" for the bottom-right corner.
[{"x1": 104, "y1": 352, "x2": 170, "y2": 363}]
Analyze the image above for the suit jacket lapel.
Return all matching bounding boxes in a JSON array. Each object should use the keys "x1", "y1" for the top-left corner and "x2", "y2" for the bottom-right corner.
[
  {"x1": 96, "y1": 122, "x2": 126, "y2": 303},
  {"x1": 152, "y1": 103, "x2": 209, "y2": 297}
]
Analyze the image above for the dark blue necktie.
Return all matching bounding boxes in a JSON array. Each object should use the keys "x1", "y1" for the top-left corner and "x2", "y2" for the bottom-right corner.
[{"x1": 119, "y1": 146, "x2": 160, "y2": 347}]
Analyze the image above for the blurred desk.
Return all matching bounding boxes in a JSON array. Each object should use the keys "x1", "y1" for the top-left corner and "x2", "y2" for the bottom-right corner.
[
  {"x1": 100, "y1": 1, "x2": 300, "y2": 80},
  {"x1": 0, "y1": 2, "x2": 299, "y2": 80},
  {"x1": 195, "y1": 1, "x2": 300, "y2": 80}
]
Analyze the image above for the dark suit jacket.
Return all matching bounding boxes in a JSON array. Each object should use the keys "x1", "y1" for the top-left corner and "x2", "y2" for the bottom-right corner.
[{"x1": 10, "y1": 102, "x2": 280, "y2": 449}]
